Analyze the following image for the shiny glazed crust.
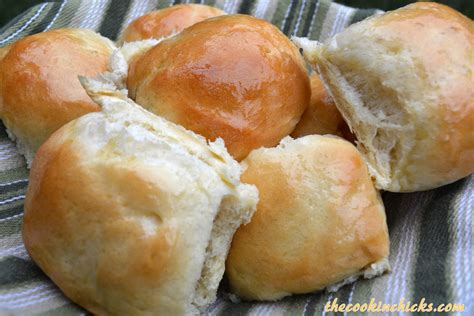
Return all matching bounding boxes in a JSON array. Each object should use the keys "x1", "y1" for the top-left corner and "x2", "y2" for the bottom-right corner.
[
  {"x1": 0, "y1": 29, "x2": 115, "y2": 165},
  {"x1": 122, "y1": 4, "x2": 226, "y2": 42},
  {"x1": 128, "y1": 14, "x2": 311, "y2": 160}
]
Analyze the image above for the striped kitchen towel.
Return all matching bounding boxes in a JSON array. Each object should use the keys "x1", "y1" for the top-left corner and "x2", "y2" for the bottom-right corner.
[{"x1": 0, "y1": 1, "x2": 472, "y2": 315}]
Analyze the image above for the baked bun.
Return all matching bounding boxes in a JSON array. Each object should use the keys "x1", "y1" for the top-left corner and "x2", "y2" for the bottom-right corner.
[
  {"x1": 122, "y1": 4, "x2": 226, "y2": 42},
  {"x1": 291, "y1": 72, "x2": 353, "y2": 140},
  {"x1": 22, "y1": 77, "x2": 258, "y2": 315},
  {"x1": 294, "y1": 2, "x2": 474, "y2": 192},
  {"x1": 226, "y1": 135, "x2": 390, "y2": 301},
  {"x1": 0, "y1": 29, "x2": 115, "y2": 167},
  {"x1": 127, "y1": 14, "x2": 310, "y2": 160}
]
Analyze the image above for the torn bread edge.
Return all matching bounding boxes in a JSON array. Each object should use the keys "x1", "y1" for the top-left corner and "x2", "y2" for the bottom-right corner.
[
  {"x1": 104, "y1": 36, "x2": 173, "y2": 92},
  {"x1": 79, "y1": 74, "x2": 259, "y2": 312}
]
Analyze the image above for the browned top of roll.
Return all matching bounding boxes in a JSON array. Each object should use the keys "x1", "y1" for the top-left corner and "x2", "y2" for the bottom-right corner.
[
  {"x1": 122, "y1": 4, "x2": 226, "y2": 42},
  {"x1": 128, "y1": 15, "x2": 310, "y2": 160},
  {"x1": 0, "y1": 28, "x2": 114, "y2": 157},
  {"x1": 226, "y1": 135, "x2": 389, "y2": 300}
]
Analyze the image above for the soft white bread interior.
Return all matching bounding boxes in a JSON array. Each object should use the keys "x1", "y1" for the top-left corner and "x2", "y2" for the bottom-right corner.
[
  {"x1": 103, "y1": 37, "x2": 167, "y2": 92},
  {"x1": 22, "y1": 76, "x2": 258, "y2": 315},
  {"x1": 293, "y1": 2, "x2": 474, "y2": 192},
  {"x1": 226, "y1": 135, "x2": 390, "y2": 301}
]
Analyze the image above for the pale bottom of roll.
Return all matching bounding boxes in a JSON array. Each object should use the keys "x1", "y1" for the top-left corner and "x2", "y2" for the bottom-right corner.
[
  {"x1": 5, "y1": 128, "x2": 34, "y2": 168},
  {"x1": 327, "y1": 257, "x2": 391, "y2": 292}
]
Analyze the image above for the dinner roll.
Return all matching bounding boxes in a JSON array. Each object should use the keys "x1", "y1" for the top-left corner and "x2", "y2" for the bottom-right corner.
[
  {"x1": 291, "y1": 72, "x2": 353, "y2": 140},
  {"x1": 0, "y1": 29, "x2": 115, "y2": 167},
  {"x1": 127, "y1": 14, "x2": 310, "y2": 160},
  {"x1": 121, "y1": 4, "x2": 226, "y2": 42},
  {"x1": 294, "y1": 2, "x2": 474, "y2": 192},
  {"x1": 22, "y1": 76, "x2": 258, "y2": 315},
  {"x1": 226, "y1": 135, "x2": 390, "y2": 301}
]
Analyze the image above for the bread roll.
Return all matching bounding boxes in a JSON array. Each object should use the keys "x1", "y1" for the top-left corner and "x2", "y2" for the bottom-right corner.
[
  {"x1": 294, "y1": 2, "x2": 474, "y2": 192},
  {"x1": 0, "y1": 29, "x2": 115, "y2": 167},
  {"x1": 226, "y1": 135, "x2": 390, "y2": 301},
  {"x1": 127, "y1": 14, "x2": 310, "y2": 160},
  {"x1": 291, "y1": 72, "x2": 353, "y2": 140},
  {"x1": 22, "y1": 76, "x2": 258, "y2": 315},
  {"x1": 122, "y1": 4, "x2": 226, "y2": 42}
]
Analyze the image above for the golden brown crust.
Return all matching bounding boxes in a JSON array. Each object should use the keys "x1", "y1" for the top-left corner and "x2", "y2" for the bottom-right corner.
[
  {"x1": 226, "y1": 136, "x2": 389, "y2": 300},
  {"x1": 0, "y1": 29, "x2": 114, "y2": 156},
  {"x1": 128, "y1": 15, "x2": 310, "y2": 160},
  {"x1": 23, "y1": 130, "x2": 184, "y2": 315},
  {"x1": 0, "y1": 45, "x2": 11, "y2": 121},
  {"x1": 22, "y1": 89, "x2": 258, "y2": 315},
  {"x1": 122, "y1": 4, "x2": 226, "y2": 42},
  {"x1": 291, "y1": 73, "x2": 353, "y2": 140},
  {"x1": 0, "y1": 46, "x2": 10, "y2": 108}
]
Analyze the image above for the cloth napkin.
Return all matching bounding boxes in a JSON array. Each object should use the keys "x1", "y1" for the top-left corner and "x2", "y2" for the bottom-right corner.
[{"x1": 0, "y1": 0, "x2": 472, "y2": 315}]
